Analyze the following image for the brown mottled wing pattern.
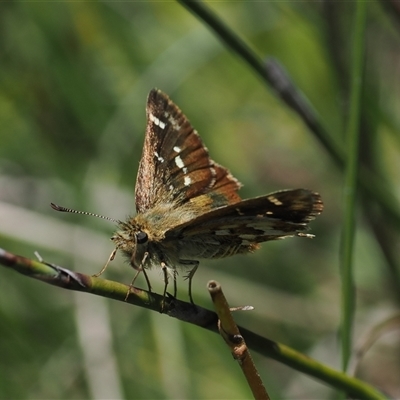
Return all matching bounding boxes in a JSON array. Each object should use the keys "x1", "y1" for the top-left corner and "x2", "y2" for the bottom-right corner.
[
  {"x1": 135, "y1": 89, "x2": 241, "y2": 214},
  {"x1": 167, "y1": 189, "x2": 323, "y2": 258}
]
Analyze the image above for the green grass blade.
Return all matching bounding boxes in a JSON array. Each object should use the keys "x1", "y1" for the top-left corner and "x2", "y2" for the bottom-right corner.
[{"x1": 340, "y1": 0, "x2": 367, "y2": 372}]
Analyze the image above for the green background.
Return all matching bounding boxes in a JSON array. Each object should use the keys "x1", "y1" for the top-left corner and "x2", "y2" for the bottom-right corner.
[{"x1": 1, "y1": 2, "x2": 399, "y2": 399}]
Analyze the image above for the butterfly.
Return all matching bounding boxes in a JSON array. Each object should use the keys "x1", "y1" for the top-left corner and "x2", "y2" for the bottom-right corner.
[
  {"x1": 111, "y1": 89, "x2": 323, "y2": 302},
  {"x1": 52, "y1": 89, "x2": 323, "y2": 305}
]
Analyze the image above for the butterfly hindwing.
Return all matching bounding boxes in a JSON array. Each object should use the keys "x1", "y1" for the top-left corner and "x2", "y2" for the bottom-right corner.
[{"x1": 165, "y1": 189, "x2": 323, "y2": 259}]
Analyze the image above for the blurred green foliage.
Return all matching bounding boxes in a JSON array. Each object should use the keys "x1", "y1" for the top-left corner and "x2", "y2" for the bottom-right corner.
[{"x1": 1, "y1": 2, "x2": 400, "y2": 398}]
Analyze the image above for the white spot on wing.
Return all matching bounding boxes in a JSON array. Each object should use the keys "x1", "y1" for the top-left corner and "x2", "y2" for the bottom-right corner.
[
  {"x1": 267, "y1": 195, "x2": 283, "y2": 206},
  {"x1": 175, "y1": 155, "x2": 185, "y2": 169},
  {"x1": 173, "y1": 146, "x2": 181, "y2": 153},
  {"x1": 168, "y1": 115, "x2": 181, "y2": 131},
  {"x1": 174, "y1": 154, "x2": 190, "y2": 186},
  {"x1": 149, "y1": 113, "x2": 166, "y2": 129},
  {"x1": 208, "y1": 165, "x2": 217, "y2": 188},
  {"x1": 154, "y1": 151, "x2": 164, "y2": 163}
]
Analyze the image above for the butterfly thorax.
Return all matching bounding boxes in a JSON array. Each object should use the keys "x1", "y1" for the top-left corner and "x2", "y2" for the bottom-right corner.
[{"x1": 111, "y1": 201, "x2": 208, "y2": 270}]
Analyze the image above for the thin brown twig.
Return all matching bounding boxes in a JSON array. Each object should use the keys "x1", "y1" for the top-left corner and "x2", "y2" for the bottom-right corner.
[{"x1": 208, "y1": 280, "x2": 269, "y2": 400}]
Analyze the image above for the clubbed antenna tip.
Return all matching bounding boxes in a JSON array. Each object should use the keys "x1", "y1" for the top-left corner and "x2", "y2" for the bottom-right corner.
[{"x1": 50, "y1": 203, "x2": 118, "y2": 223}]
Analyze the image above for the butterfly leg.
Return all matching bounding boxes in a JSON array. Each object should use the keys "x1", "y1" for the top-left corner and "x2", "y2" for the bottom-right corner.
[
  {"x1": 124, "y1": 269, "x2": 142, "y2": 301},
  {"x1": 93, "y1": 248, "x2": 117, "y2": 277},
  {"x1": 182, "y1": 261, "x2": 199, "y2": 304},
  {"x1": 142, "y1": 266, "x2": 152, "y2": 293},
  {"x1": 173, "y1": 269, "x2": 177, "y2": 298},
  {"x1": 125, "y1": 252, "x2": 151, "y2": 301},
  {"x1": 160, "y1": 262, "x2": 169, "y2": 311}
]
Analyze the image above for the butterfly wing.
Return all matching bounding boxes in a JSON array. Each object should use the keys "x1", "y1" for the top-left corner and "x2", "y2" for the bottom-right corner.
[
  {"x1": 135, "y1": 89, "x2": 241, "y2": 214},
  {"x1": 165, "y1": 189, "x2": 323, "y2": 259}
]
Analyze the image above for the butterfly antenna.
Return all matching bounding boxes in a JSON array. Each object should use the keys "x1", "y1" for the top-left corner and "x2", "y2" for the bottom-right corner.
[{"x1": 50, "y1": 203, "x2": 119, "y2": 223}]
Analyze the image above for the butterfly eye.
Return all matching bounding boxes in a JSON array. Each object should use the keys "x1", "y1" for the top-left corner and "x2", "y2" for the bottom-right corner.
[{"x1": 136, "y1": 231, "x2": 148, "y2": 244}]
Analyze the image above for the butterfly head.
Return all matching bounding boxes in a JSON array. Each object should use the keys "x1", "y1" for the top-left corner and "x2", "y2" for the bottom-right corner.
[{"x1": 112, "y1": 220, "x2": 150, "y2": 270}]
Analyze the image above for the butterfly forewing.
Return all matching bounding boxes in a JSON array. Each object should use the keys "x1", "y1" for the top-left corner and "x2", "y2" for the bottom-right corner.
[{"x1": 135, "y1": 89, "x2": 241, "y2": 214}]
